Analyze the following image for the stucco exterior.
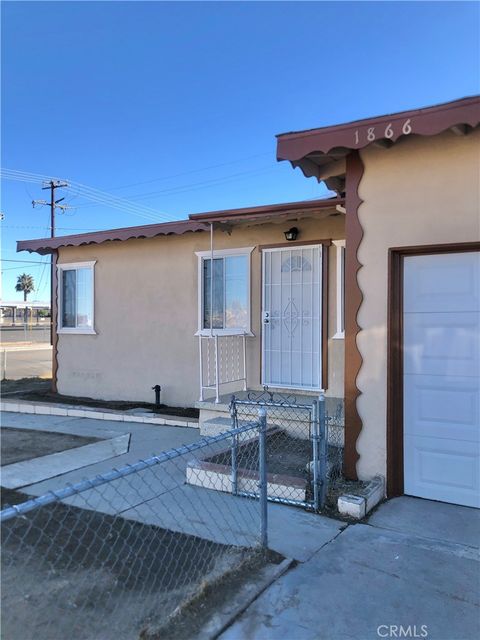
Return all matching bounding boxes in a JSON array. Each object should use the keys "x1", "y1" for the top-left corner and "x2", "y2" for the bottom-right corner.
[
  {"x1": 56, "y1": 214, "x2": 345, "y2": 407},
  {"x1": 356, "y1": 129, "x2": 480, "y2": 479}
]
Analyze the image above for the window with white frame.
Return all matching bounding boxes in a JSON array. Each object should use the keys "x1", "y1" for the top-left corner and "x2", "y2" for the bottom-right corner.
[
  {"x1": 58, "y1": 262, "x2": 95, "y2": 333},
  {"x1": 196, "y1": 247, "x2": 253, "y2": 334},
  {"x1": 333, "y1": 240, "x2": 345, "y2": 338}
]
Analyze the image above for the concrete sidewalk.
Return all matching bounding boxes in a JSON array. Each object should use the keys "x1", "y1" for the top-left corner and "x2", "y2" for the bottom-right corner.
[
  {"x1": 0, "y1": 411, "x2": 345, "y2": 561},
  {"x1": 220, "y1": 497, "x2": 480, "y2": 640}
]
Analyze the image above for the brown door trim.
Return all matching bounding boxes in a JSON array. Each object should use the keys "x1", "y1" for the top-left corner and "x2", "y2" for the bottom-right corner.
[{"x1": 387, "y1": 241, "x2": 480, "y2": 497}]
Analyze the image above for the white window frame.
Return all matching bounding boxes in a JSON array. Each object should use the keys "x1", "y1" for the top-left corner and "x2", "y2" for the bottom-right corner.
[
  {"x1": 57, "y1": 261, "x2": 96, "y2": 335},
  {"x1": 332, "y1": 240, "x2": 345, "y2": 339},
  {"x1": 195, "y1": 247, "x2": 254, "y2": 336}
]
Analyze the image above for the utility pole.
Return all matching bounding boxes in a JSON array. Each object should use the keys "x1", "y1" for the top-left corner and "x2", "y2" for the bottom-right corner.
[{"x1": 33, "y1": 180, "x2": 70, "y2": 344}]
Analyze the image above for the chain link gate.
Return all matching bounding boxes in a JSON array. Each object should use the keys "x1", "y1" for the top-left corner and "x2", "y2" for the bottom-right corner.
[{"x1": 229, "y1": 388, "x2": 333, "y2": 510}]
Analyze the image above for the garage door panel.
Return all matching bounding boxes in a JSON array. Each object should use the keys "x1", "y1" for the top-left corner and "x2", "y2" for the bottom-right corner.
[
  {"x1": 404, "y1": 312, "x2": 480, "y2": 377},
  {"x1": 404, "y1": 374, "x2": 479, "y2": 441},
  {"x1": 404, "y1": 435, "x2": 480, "y2": 508},
  {"x1": 403, "y1": 250, "x2": 480, "y2": 508},
  {"x1": 404, "y1": 252, "x2": 480, "y2": 313}
]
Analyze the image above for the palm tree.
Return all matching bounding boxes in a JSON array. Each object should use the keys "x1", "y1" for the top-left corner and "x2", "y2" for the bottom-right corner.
[{"x1": 15, "y1": 273, "x2": 35, "y2": 301}]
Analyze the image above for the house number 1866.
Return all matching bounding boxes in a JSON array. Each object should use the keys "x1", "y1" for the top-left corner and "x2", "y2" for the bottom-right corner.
[{"x1": 354, "y1": 118, "x2": 412, "y2": 145}]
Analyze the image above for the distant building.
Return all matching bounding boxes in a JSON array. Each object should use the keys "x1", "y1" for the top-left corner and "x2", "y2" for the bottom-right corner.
[{"x1": 0, "y1": 300, "x2": 51, "y2": 324}]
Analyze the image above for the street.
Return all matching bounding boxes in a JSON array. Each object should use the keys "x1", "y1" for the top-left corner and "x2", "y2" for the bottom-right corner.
[
  {"x1": 1, "y1": 345, "x2": 52, "y2": 380},
  {"x1": 0, "y1": 325, "x2": 52, "y2": 380},
  {"x1": 0, "y1": 326, "x2": 51, "y2": 344}
]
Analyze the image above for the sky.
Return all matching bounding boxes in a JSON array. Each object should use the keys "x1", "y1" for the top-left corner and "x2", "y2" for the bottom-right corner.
[{"x1": 1, "y1": 0, "x2": 479, "y2": 301}]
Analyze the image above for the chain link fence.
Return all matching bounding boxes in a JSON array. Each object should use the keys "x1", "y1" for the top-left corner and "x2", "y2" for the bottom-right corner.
[
  {"x1": 1, "y1": 421, "x2": 267, "y2": 640},
  {"x1": 224, "y1": 389, "x2": 344, "y2": 510}
]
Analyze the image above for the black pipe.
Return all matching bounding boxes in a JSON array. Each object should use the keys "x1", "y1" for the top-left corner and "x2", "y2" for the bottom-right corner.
[{"x1": 152, "y1": 384, "x2": 161, "y2": 408}]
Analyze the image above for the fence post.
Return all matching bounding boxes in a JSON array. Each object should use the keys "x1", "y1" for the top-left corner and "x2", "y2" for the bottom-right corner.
[
  {"x1": 230, "y1": 396, "x2": 238, "y2": 495},
  {"x1": 258, "y1": 407, "x2": 268, "y2": 549},
  {"x1": 318, "y1": 392, "x2": 327, "y2": 509},
  {"x1": 312, "y1": 399, "x2": 320, "y2": 511},
  {"x1": 214, "y1": 334, "x2": 220, "y2": 403}
]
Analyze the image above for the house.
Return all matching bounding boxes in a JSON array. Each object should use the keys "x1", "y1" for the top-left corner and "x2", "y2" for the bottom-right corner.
[{"x1": 18, "y1": 96, "x2": 480, "y2": 508}]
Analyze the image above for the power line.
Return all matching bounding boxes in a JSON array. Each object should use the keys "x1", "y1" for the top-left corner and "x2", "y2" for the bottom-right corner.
[
  {"x1": 1, "y1": 169, "x2": 174, "y2": 223},
  {"x1": 1, "y1": 169, "x2": 163, "y2": 222},
  {"x1": 70, "y1": 165, "x2": 277, "y2": 209},
  {"x1": 1, "y1": 264, "x2": 50, "y2": 271},
  {"x1": 1, "y1": 225, "x2": 100, "y2": 231},
  {"x1": 107, "y1": 152, "x2": 272, "y2": 191},
  {"x1": 1, "y1": 259, "x2": 48, "y2": 264},
  {"x1": 111, "y1": 166, "x2": 275, "y2": 201}
]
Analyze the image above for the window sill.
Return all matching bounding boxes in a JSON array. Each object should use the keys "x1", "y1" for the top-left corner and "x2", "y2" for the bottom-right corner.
[
  {"x1": 57, "y1": 328, "x2": 97, "y2": 335},
  {"x1": 195, "y1": 330, "x2": 254, "y2": 337}
]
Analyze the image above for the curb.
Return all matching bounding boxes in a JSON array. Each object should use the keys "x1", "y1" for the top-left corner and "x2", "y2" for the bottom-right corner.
[
  {"x1": 1, "y1": 344, "x2": 53, "y2": 352},
  {"x1": 0, "y1": 400, "x2": 199, "y2": 429},
  {"x1": 198, "y1": 557, "x2": 294, "y2": 640}
]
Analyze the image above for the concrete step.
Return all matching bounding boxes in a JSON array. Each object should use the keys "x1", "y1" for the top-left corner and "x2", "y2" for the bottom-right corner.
[{"x1": 201, "y1": 416, "x2": 256, "y2": 437}]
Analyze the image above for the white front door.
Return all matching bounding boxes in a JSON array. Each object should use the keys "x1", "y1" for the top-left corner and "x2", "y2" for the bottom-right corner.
[
  {"x1": 262, "y1": 245, "x2": 323, "y2": 390},
  {"x1": 403, "y1": 251, "x2": 480, "y2": 508}
]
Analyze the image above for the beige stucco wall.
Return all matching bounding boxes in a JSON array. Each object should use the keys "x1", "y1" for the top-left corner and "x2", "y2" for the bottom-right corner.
[
  {"x1": 356, "y1": 128, "x2": 480, "y2": 480},
  {"x1": 57, "y1": 215, "x2": 345, "y2": 407}
]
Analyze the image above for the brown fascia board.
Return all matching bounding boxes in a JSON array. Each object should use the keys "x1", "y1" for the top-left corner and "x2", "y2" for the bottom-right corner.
[
  {"x1": 16, "y1": 197, "x2": 345, "y2": 255},
  {"x1": 17, "y1": 219, "x2": 209, "y2": 255},
  {"x1": 188, "y1": 197, "x2": 345, "y2": 222},
  {"x1": 276, "y1": 95, "x2": 480, "y2": 165}
]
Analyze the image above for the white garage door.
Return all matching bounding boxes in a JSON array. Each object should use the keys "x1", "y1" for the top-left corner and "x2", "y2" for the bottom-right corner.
[{"x1": 403, "y1": 251, "x2": 480, "y2": 508}]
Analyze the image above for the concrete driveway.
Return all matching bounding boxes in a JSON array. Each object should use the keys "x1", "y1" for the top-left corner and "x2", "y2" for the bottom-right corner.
[{"x1": 220, "y1": 497, "x2": 480, "y2": 640}]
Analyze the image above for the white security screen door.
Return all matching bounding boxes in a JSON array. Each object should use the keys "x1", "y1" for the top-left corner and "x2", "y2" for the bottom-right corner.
[
  {"x1": 262, "y1": 245, "x2": 323, "y2": 390},
  {"x1": 403, "y1": 251, "x2": 480, "y2": 508}
]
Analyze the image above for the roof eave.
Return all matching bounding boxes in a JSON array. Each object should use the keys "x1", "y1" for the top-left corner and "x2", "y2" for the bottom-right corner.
[
  {"x1": 16, "y1": 220, "x2": 209, "y2": 255},
  {"x1": 276, "y1": 95, "x2": 480, "y2": 165},
  {"x1": 188, "y1": 197, "x2": 345, "y2": 223}
]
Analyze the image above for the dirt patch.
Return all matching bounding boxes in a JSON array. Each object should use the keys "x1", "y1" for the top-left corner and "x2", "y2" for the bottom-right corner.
[
  {"x1": 1, "y1": 488, "x2": 257, "y2": 640},
  {"x1": 204, "y1": 430, "x2": 367, "y2": 515},
  {"x1": 1, "y1": 427, "x2": 101, "y2": 466},
  {"x1": 3, "y1": 384, "x2": 199, "y2": 419},
  {"x1": 208, "y1": 430, "x2": 312, "y2": 478},
  {"x1": 144, "y1": 549, "x2": 285, "y2": 640},
  {"x1": 1, "y1": 378, "x2": 51, "y2": 395}
]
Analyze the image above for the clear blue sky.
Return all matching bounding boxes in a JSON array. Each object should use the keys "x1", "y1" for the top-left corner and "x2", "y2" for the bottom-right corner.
[{"x1": 1, "y1": 0, "x2": 479, "y2": 301}]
